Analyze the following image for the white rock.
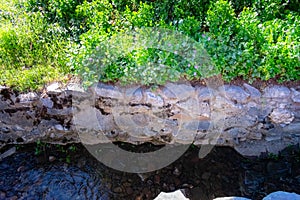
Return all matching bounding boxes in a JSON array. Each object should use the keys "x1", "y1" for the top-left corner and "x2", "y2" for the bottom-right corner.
[
  {"x1": 18, "y1": 92, "x2": 38, "y2": 103},
  {"x1": 270, "y1": 108, "x2": 294, "y2": 124},
  {"x1": 154, "y1": 190, "x2": 189, "y2": 200},
  {"x1": 263, "y1": 191, "x2": 300, "y2": 200},
  {"x1": 47, "y1": 82, "x2": 62, "y2": 93},
  {"x1": 66, "y1": 83, "x2": 84, "y2": 92}
]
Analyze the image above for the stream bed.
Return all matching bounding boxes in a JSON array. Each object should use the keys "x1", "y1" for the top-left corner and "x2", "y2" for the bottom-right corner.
[{"x1": 0, "y1": 143, "x2": 300, "y2": 200}]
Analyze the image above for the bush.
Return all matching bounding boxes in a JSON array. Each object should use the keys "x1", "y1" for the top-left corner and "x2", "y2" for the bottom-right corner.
[
  {"x1": 1, "y1": 0, "x2": 300, "y2": 91},
  {"x1": 204, "y1": 0, "x2": 300, "y2": 82},
  {"x1": 24, "y1": 0, "x2": 85, "y2": 40},
  {"x1": 0, "y1": 2, "x2": 69, "y2": 90}
]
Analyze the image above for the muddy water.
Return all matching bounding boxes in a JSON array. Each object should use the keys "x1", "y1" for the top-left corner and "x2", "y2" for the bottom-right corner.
[{"x1": 0, "y1": 143, "x2": 300, "y2": 200}]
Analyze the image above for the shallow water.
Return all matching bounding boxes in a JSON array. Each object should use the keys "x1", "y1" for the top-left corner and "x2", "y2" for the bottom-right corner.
[{"x1": 0, "y1": 143, "x2": 300, "y2": 200}]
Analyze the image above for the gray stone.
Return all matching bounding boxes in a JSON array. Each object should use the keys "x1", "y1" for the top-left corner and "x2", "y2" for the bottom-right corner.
[
  {"x1": 182, "y1": 121, "x2": 200, "y2": 131},
  {"x1": 176, "y1": 98, "x2": 201, "y2": 117},
  {"x1": 247, "y1": 132, "x2": 262, "y2": 140},
  {"x1": 129, "y1": 87, "x2": 143, "y2": 104},
  {"x1": 198, "y1": 102, "x2": 210, "y2": 118},
  {"x1": 223, "y1": 85, "x2": 250, "y2": 103},
  {"x1": 54, "y1": 124, "x2": 65, "y2": 131},
  {"x1": 18, "y1": 92, "x2": 38, "y2": 103},
  {"x1": 212, "y1": 96, "x2": 242, "y2": 114},
  {"x1": 164, "y1": 82, "x2": 195, "y2": 101},
  {"x1": 263, "y1": 191, "x2": 300, "y2": 200},
  {"x1": 0, "y1": 99, "x2": 10, "y2": 110},
  {"x1": 198, "y1": 121, "x2": 210, "y2": 132},
  {"x1": 174, "y1": 129, "x2": 196, "y2": 144},
  {"x1": 41, "y1": 97, "x2": 54, "y2": 108},
  {"x1": 47, "y1": 108, "x2": 72, "y2": 117},
  {"x1": 94, "y1": 83, "x2": 122, "y2": 99},
  {"x1": 66, "y1": 83, "x2": 84, "y2": 92},
  {"x1": 263, "y1": 85, "x2": 291, "y2": 99},
  {"x1": 234, "y1": 140, "x2": 267, "y2": 156},
  {"x1": 265, "y1": 135, "x2": 282, "y2": 142},
  {"x1": 224, "y1": 115, "x2": 257, "y2": 128},
  {"x1": 283, "y1": 123, "x2": 300, "y2": 133},
  {"x1": 0, "y1": 127, "x2": 10, "y2": 133},
  {"x1": 197, "y1": 87, "x2": 212, "y2": 102},
  {"x1": 291, "y1": 88, "x2": 300, "y2": 103},
  {"x1": 145, "y1": 90, "x2": 164, "y2": 107},
  {"x1": 270, "y1": 108, "x2": 294, "y2": 124},
  {"x1": 223, "y1": 128, "x2": 249, "y2": 144},
  {"x1": 161, "y1": 86, "x2": 178, "y2": 104},
  {"x1": 243, "y1": 83, "x2": 261, "y2": 99},
  {"x1": 1, "y1": 82, "x2": 300, "y2": 157},
  {"x1": 0, "y1": 147, "x2": 16, "y2": 161}
]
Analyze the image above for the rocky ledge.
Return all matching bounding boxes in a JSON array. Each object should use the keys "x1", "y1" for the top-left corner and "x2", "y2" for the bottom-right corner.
[{"x1": 0, "y1": 81, "x2": 300, "y2": 156}]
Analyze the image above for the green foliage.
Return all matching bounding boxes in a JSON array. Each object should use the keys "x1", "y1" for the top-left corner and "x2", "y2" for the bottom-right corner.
[
  {"x1": 204, "y1": 0, "x2": 300, "y2": 82},
  {"x1": 24, "y1": 0, "x2": 85, "y2": 40},
  {"x1": 0, "y1": 0, "x2": 69, "y2": 90},
  {"x1": 0, "y1": 0, "x2": 299, "y2": 91},
  {"x1": 253, "y1": 0, "x2": 287, "y2": 21}
]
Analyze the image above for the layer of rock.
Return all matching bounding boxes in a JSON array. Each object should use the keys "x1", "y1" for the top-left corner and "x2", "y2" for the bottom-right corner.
[{"x1": 1, "y1": 82, "x2": 300, "y2": 157}]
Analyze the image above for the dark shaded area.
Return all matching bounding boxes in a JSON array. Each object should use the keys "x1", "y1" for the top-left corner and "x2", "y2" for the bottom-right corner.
[{"x1": 0, "y1": 143, "x2": 300, "y2": 200}]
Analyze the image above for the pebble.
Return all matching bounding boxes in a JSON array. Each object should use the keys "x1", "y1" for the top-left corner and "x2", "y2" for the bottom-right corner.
[
  {"x1": 17, "y1": 166, "x2": 25, "y2": 172},
  {"x1": 113, "y1": 186, "x2": 123, "y2": 193},
  {"x1": 49, "y1": 156, "x2": 56, "y2": 162},
  {"x1": 173, "y1": 167, "x2": 181, "y2": 176}
]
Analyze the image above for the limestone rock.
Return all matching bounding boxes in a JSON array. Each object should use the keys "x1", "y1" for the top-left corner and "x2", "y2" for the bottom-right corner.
[{"x1": 270, "y1": 108, "x2": 294, "y2": 124}]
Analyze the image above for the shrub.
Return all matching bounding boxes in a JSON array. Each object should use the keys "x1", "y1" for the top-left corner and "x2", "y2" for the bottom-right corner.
[
  {"x1": 0, "y1": 2, "x2": 69, "y2": 90},
  {"x1": 24, "y1": 0, "x2": 85, "y2": 40}
]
